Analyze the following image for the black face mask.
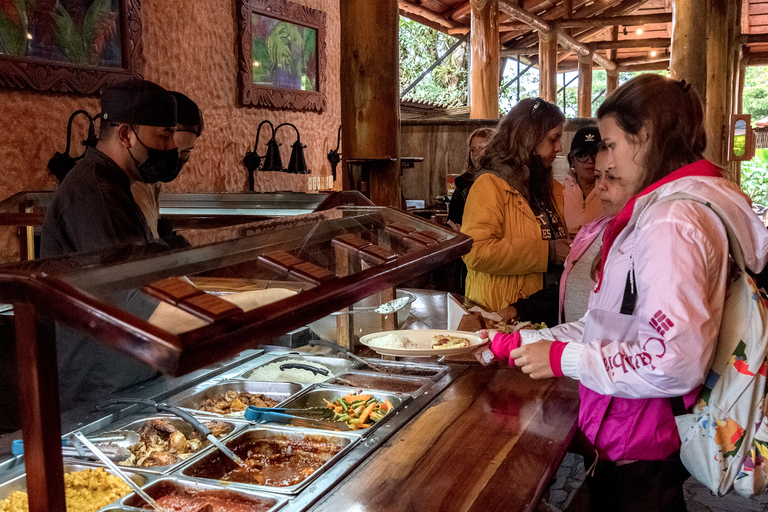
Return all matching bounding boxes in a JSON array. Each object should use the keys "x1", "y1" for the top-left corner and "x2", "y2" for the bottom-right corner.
[{"x1": 128, "y1": 130, "x2": 180, "y2": 183}]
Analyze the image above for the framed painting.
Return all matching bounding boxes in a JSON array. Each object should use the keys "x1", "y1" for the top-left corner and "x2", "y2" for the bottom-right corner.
[
  {"x1": 0, "y1": 0, "x2": 143, "y2": 94},
  {"x1": 237, "y1": 0, "x2": 326, "y2": 112}
]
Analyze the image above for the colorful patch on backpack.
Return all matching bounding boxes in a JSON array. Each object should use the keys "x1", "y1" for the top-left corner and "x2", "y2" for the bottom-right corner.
[
  {"x1": 730, "y1": 340, "x2": 755, "y2": 376},
  {"x1": 714, "y1": 417, "x2": 745, "y2": 457}
]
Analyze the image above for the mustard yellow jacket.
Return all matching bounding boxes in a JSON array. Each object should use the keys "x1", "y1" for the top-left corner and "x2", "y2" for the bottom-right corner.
[{"x1": 461, "y1": 173, "x2": 566, "y2": 311}]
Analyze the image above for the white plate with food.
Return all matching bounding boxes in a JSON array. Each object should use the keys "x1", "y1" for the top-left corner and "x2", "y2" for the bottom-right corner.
[{"x1": 359, "y1": 329, "x2": 484, "y2": 357}]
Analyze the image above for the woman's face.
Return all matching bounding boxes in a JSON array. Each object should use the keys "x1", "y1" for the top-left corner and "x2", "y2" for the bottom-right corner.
[
  {"x1": 597, "y1": 115, "x2": 647, "y2": 197},
  {"x1": 594, "y1": 150, "x2": 635, "y2": 217},
  {"x1": 469, "y1": 135, "x2": 488, "y2": 169},
  {"x1": 571, "y1": 152, "x2": 596, "y2": 185},
  {"x1": 533, "y1": 123, "x2": 564, "y2": 168}
]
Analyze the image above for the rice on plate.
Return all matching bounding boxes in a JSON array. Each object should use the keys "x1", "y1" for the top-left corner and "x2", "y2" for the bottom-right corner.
[{"x1": 367, "y1": 333, "x2": 417, "y2": 349}]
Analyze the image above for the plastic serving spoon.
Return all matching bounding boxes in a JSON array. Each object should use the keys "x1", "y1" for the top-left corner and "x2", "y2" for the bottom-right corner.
[
  {"x1": 329, "y1": 296, "x2": 411, "y2": 315},
  {"x1": 72, "y1": 432, "x2": 165, "y2": 512}
]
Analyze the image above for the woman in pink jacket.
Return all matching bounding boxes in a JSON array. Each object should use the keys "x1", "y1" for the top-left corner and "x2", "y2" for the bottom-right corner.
[{"x1": 477, "y1": 74, "x2": 768, "y2": 511}]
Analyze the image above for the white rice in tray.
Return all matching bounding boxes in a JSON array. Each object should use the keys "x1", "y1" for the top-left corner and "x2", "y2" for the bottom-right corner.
[
  {"x1": 246, "y1": 359, "x2": 333, "y2": 384},
  {"x1": 368, "y1": 333, "x2": 417, "y2": 349}
]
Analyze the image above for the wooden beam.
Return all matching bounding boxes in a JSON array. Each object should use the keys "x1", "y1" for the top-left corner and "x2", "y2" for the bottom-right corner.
[
  {"x1": 398, "y1": 1, "x2": 456, "y2": 29},
  {"x1": 705, "y1": 0, "x2": 731, "y2": 167},
  {"x1": 578, "y1": 53, "x2": 593, "y2": 118},
  {"x1": 341, "y1": 0, "x2": 401, "y2": 207},
  {"x1": 559, "y1": 13, "x2": 672, "y2": 28},
  {"x1": 539, "y1": 29, "x2": 558, "y2": 101},
  {"x1": 498, "y1": 0, "x2": 617, "y2": 71},
  {"x1": 400, "y1": 10, "x2": 456, "y2": 34},
  {"x1": 616, "y1": 60, "x2": 670, "y2": 72},
  {"x1": 745, "y1": 52, "x2": 768, "y2": 66},
  {"x1": 503, "y1": 0, "x2": 650, "y2": 51},
  {"x1": 739, "y1": 33, "x2": 768, "y2": 44},
  {"x1": 669, "y1": 0, "x2": 708, "y2": 99},
  {"x1": 607, "y1": 26, "x2": 619, "y2": 96},
  {"x1": 470, "y1": 0, "x2": 500, "y2": 119},
  {"x1": 592, "y1": 37, "x2": 671, "y2": 50}
]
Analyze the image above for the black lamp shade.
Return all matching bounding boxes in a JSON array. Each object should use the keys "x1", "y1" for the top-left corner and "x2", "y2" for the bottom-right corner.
[
  {"x1": 262, "y1": 138, "x2": 283, "y2": 172},
  {"x1": 288, "y1": 141, "x2": 308, "y2": 174}
]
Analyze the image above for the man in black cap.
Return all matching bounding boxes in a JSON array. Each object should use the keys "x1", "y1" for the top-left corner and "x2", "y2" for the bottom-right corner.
[
  {"x1": 41, "y1": 79, "x2": 179, "y2": 257},
  {"x1": 131, "y1": 91, "x2": 204, "y2": 238},
  {"x1": 563, "y1": 125, "x2": 602, "y2": 237}
]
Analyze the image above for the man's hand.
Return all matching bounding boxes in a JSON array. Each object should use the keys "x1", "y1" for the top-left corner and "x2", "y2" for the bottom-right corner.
[
  {"x1": 510, "y1": 341, "x2": 555, "y2": 379},
  {"x1": 498, "y1": 305, "x2": 518, "y2": 323}
]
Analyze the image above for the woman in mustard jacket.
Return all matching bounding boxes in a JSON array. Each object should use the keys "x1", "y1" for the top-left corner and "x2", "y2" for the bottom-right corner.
[{"x1": 461, "y1": 98, "x2": 570, "y2": 312}]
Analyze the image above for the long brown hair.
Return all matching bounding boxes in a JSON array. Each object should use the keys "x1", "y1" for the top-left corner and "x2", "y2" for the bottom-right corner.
[
  {"x1": 478, "y1": 97, "x2": 565, "y2": 211},
  {"x1": 466, "y1": 127, "x2": 494, "y2": 173},
  {"x1": 596, "y1": 74, "x2": 711, "y2": 192}
]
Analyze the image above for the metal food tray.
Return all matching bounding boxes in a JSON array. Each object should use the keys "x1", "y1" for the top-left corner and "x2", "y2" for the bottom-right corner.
[
  {"x1": 0, "y1": 462, "x2": 153, "y2": 503},
  {"x1": 167, "y1": 380, "x2": 304, "y2": 418},
  {"x1": 359, "y1": 358, "x2": 450, "y2": 380},
  {"x1": 239, "y1": 355, "x2": 358, "y2": 383},
  {"x1": 87, "y1": 415, "x2": 244, "y2": 474},
  {"x1": 276, "y1": 384, "x2": 411, "y2": 437},
  {"x1": 105, "y1": 475, "x2": 287, "y2": 511},
  {"x1": 329, "y1": 370, "x2": 434, "y2": 397},
  {"x1": 175, "y1": 424, "x2": 359, "y2": 495}
]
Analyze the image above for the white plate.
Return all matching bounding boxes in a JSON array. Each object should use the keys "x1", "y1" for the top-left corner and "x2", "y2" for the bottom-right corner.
[{"x1": 360, "y1": 329, "x2": 484, "y2": 357}]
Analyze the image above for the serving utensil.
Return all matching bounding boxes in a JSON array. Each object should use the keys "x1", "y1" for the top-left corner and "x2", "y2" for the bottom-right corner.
[
  {"x1": 71, "y1": 431, "x2": 165, "y2": 512},
  {"x1": 96, "y1": 398, "x2": 249, "y2": 474},
  {"x1": 328, "y1": 296, "x2": 413, "y2": 315},
  {"x1": 244, "y1": 406, "x2": 350, "y2": 431},
  {"x1": 309, "y1": 339, "x2": 386, "y2": 373}
]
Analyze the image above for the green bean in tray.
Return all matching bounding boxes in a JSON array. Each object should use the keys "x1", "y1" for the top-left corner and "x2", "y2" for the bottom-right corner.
[{"x1": 322, "y1": 393, "x2": 394, "y2": 430}]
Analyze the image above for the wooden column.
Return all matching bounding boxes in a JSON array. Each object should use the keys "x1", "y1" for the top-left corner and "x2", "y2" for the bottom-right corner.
[
  {"x1": 15, "y1": 303, "x2": 66, "y2": 512},
  {"x1": 738, "y1": 48, "x2": 748, "y2": 114},
  {"x1": 470, "y1": 0, "x2": 499, "y2": 119},
  {"x1": 705, "y1": 0, "x2": 731, "y2": 167},
  {"x1": 669, "y1": 0, "x2": 708, "y2": 99},
  {"x1": 577, "y1": 53, "x2": 593, "y2": 118},
  {"x1": 539, "y1": 28, "x2": 558, "y2": 101},
  {"x1": 606, "y1": 26, "x2": 619, "y2": 96},
  {"x1": 340, "y1": 0, "x2": 401, "y2": 208}
]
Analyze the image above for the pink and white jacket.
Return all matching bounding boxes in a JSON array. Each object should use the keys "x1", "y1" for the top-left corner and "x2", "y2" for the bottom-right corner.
[{"x1": 494, "y1": 163, "x2": 768, "y2": 462}]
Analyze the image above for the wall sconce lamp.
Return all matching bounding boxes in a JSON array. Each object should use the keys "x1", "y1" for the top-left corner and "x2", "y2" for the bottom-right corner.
[
  {"x1": 327, "y1": 125, "x2": 341, "y2": 181},
  {"x1": 47, "y1": 110, "x2": 98, "y2": 183},
  {"x1": 243, "y1": 120, "x2": 310, "y2": 191}
]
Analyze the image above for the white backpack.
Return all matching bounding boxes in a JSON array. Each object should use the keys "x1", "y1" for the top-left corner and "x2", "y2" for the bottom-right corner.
[{"x1": 659, "y1": 194, "x2": 768, "y2": 498}]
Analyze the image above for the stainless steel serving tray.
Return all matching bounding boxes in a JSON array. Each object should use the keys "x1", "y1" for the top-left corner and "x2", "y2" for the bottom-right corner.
[
  {"x1": 175, "y1": 424, "x2": 359, "y2": 495},
  {"x1": 107, "y1": 475, "x2": 287, "y2": 511},
  {"x1": 239, "y1": 355, "x2": 358, "y2": 383},
  {"x1": 88, "y1": 415, "x2": 244, "y2": 474},
  {"x1": 359, "y1": 358, "x2": 450, "y2": 380},
  {"x1": 0, "y1": 462, "x2": 152, "y2": 503},
  {"x1": 328, "y1": 370, "x2": 433, "y2": 397},
  {"x1": 277, "y1": 384, "x2": 411, "y2": 437},
  {"x1": 167, "y1": 380, "x2": 304, "y2": 418}
]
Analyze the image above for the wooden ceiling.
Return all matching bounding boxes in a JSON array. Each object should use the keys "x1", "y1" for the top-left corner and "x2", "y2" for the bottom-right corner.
[{"x1": 399, "y1": 0, "x2": 768, "y2": 72}]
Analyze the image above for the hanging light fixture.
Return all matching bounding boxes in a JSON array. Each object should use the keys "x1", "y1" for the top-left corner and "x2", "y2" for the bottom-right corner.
[
  {"x1": 327, "y1": 125, "x2": 341, "y2": 180},
  {"x1": 242, "y1": 120, "x2": 309, "y2": 189},
  {"x1": 47, "y1": 110, "x2": 98, "y2": 183}
]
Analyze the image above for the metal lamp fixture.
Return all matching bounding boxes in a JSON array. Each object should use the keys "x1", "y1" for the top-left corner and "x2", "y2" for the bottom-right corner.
[
  {"x1": 47, "y1": 110, "x2": 98, "y2": 183},
  {"x1": 243, "y1": 120, "x2": 309, "y2": 190},
  {"x1": 327, "y1": 125, "x2": 341, "y2": 180}
]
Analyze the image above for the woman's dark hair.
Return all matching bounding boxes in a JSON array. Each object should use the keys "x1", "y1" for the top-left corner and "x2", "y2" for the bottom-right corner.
[
  {"x1": 478, "y1": 97, "x2": 565, "y2": 211},
  {"x1": 466, "y1": 127, "x2": 494, "y2": 173},
  {"x1": 596, "y1": 74, "x2": 710, "y2": 192}
]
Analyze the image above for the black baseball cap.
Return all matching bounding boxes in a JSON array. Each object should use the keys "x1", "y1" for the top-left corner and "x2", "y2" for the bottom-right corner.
[
  {"x1": 100, "y1": 79, "x2": 177, "y2": 127},
  {"x1": 568, "y1": 126, "x2": 601, "y2": 165},
  {"x1": 171, "y1": 91, "x2": 204, "y2": 136}
]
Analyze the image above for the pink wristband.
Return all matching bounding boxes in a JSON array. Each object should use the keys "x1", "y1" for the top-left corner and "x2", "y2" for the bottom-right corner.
[
  {"x1": 549, "y1": 341, "x2": 567, "y2": 377},
  {"x1": 490, "y1": 331, "x2": 522, "y2": 366}
]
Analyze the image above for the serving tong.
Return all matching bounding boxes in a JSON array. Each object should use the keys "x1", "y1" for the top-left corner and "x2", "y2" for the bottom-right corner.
[{"x1": 309, "y1": 339, "x2": 387, "y2": 373}]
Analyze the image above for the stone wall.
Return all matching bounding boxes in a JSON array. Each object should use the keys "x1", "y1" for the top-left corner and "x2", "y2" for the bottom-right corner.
[{"x1": 0, "y1": 0, "x2": 340, "y2": 262}]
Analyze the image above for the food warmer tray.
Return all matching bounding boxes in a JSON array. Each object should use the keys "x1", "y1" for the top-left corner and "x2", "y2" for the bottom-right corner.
[
  {"x1": 84, "y1": 414, "x2": 245, "y2": 475},
  {"x1": 359, "y1": 358, "x2": 450, "y2": 380},
  {"x1": 104, "y1": 475, "x2": 288, "y2": 512},
  {"x1": 166, "y1": 379, "x2": 304, "y2": 418},
  {"x1": 0, "y1": 462, "x2": 155, "y2": 503},
  {"x1": 328, "y1": 371, "x2": 433, "y2": 397},
  {"x1": 238, "y1": 354, "x2": 358, "y2": 383},
  {"x1": 174, "y1": 424, "x2": 360, "y2": 496}
]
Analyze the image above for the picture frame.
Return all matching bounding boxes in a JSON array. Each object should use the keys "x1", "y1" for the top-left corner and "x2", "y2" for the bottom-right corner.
[
  {"x1": 0, "y1": 0, "x2": 143, "y2": 95},
  {"x1": 237, "y1": 0, "x2": 326, "y2": 112}
]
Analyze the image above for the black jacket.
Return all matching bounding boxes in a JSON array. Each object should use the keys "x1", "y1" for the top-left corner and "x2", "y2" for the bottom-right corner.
[{"x1": 448, "y1": 171, "x2": 476, "y2": 226}]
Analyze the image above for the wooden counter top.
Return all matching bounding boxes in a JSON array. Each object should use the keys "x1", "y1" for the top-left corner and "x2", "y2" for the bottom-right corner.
[{"x1": 312, "y1": 364, "x2": 579, "y2": 512}]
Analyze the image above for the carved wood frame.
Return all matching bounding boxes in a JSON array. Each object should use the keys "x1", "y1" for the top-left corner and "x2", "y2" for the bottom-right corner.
[
  {"x1": 0, "y1": 0, "x2": 144, "y2": 95},
  {"x1": 237, "y1": 0, "x2": 326, "y2": 112}
]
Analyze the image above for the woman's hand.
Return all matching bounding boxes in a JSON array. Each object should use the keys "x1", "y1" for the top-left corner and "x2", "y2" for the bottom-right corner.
[
  {"x1": 510, "y1": 341, "x2": 555, "y2": 379},
  {"x1": 498, "y1": 305, "x2": 518, "y2": 323}
]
